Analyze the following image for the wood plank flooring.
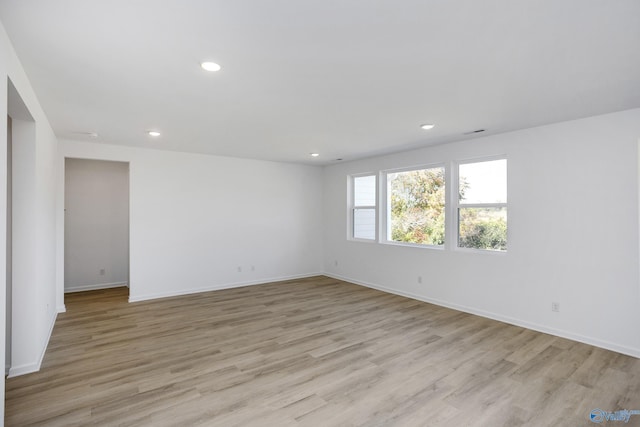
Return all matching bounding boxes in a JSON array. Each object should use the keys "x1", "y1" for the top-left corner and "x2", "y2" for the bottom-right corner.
[{"x1": 5, "y1": 276, "x2": 640, "y2": 426}]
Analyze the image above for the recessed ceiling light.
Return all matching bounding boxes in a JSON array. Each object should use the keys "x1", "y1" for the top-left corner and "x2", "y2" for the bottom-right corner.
[
  {"x1": 310, "y1": 153, "x2": 320, "y2": 157},
  {"x1": 420, "y1": 124, "x2": 435, "y2": 130},
  {"x1": 201, "y1": 62, "x2": 221, "y2": 72},
  {"x1": 148, "y1": 131, "x2": 161, "y2": 137}
]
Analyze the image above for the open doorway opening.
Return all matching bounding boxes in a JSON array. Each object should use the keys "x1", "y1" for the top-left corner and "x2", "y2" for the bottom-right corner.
[
  {"x1": 5, "y1": 115, "x2": 11, "y2": 376},
  {"x1": 64, "y1": 159, "x2": 129, "y2": 296},
  {"x1": 6, "y1": 78, "x2": 37, "y2": 376}
]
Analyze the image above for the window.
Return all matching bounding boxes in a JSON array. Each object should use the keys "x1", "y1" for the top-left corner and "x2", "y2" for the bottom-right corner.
[
  {"x1": 457, "y1": 159, "x2": 507, "y2": 251},
  {"x1": 352, "y1": 174, "x2": 377, "y2": 240},
  {"x1": 386, "y1": 166, "x2": 445, "y2": 246}
]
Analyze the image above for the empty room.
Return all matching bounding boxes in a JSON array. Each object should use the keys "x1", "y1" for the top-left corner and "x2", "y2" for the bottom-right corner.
[{"x1": 0, "y1": 1, "x2": 639, "y2": 426}]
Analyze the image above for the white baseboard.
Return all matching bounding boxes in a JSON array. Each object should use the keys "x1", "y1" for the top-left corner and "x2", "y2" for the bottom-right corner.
[
  {"x1": 64, "y1": 281, "x2": 128, "y2": 293},
  {"x1": 128, "y1": 273, "x2": 322, "y2": 303},
  {"x1": 8, "y1": 310, "x2": 58, "y2": 378},
  {"x1": 8, "y1": 362, "x2": 39, "y2": 378},
  {"x1": 324, "y1": 273, "x2": 640, "y2": 359}
]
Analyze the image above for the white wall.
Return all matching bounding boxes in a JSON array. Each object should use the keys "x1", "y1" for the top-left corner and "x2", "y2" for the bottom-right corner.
[
  {"x1": 58, "y1": 141, "x2": 324, "y2": 302},
  {"x1": 323, "y1": 108, "x2": 640, "y2": 358},
  {"x1": 64, "y1": 159, "x2": 129, "y2": 292},
  {"x1": 0, "y1": 19, "x2": 59, "y2": 400}
]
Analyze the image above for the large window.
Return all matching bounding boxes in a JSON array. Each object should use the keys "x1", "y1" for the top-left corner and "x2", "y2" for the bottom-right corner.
[
  {"x1": 457, "y1": 159, "x2": 507, "y2": 251},
  {"x1": 386, "y1": 166, "x2": 445, "y2": 246},
  {"x1": 352, "y1": 174, "x2": 377, "y2": 240}
]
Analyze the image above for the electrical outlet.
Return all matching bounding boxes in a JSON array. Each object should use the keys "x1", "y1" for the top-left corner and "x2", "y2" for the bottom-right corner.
[
  {"x1": 334, "y1": 260, "x2": 338, "y2": 267},
  {"x1": 99, "y1": 268, "x2": 105, "y2": 276},
  {"x1": 551, "y1": 302, "x2": 560, "y2": 312},
  {"x1": 417, "y1": 276, "x2": 422, "y2": 284},
  {"x1": 237, "y1": 266, "x2": 242, "y2": 273},
  {"x1": 251, "y1": 265, "x2": 255, "y2": 272}
]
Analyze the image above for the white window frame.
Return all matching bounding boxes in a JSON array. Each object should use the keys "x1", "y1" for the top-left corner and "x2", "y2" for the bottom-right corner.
[
  {"x1": 382, "y1": 163, "x2": 446, "y2": 249},
  {"x1": 454, "y1": 156, "x2": 508, "y2": 253},
  {"x1": 349, "y1": 173, "x2": 378, "y2": 242}
]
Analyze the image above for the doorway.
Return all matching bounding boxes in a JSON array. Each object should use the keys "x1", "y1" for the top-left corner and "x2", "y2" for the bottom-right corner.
[
  {"x1": 6, "y1": 78, "x2": 37, "y2": 376},
  {"x1": 64, "y1": 159, "x2": 129, "y2": 294},
  {"x1": 5, "y1": 115, "x2": 11, "y2": 375}
]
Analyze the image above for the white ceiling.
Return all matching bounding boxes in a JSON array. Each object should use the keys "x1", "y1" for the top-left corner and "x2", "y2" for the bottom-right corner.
[{"x1": 1, "y1": 0, "x2": 639, "y2": 165}]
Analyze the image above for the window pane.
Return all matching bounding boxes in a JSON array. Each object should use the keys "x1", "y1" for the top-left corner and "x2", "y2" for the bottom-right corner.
[
  {"x1": 459, "y1": 159, "x2": 507, "y2": 204},
  {"x1": 354, "y1": 175, "x2": 376, "y2": 206},
  {"x1": 354, "y1": 208, "x2": 376, "y2": 240},
  {"x1": 458, "y1": 207, "x2": 507, "y2": 251},
  {"x1": 388, "y1": 167, "x2": 445, "y2": 246}
]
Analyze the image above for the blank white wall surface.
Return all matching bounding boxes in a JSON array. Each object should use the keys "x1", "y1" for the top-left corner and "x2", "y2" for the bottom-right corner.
[{"x1": 0, "y1": 17, "x2": 59, "y2": 387}]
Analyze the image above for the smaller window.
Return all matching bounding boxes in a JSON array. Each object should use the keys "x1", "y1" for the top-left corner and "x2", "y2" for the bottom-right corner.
[
  {"x1": 352, "y1": 175, "x2": 377, "y2": 240},
  {"x1": 457, "y1": 158, "x2": 507, "y2": 251}
]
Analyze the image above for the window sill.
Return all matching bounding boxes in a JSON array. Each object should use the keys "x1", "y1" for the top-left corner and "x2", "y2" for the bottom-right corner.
[
  {"x1": 380, "y1": 241, "x2": 445, "y2": 250},
  {"x1": 454, "y1": 246, "x2": 508, "y2": 255}
]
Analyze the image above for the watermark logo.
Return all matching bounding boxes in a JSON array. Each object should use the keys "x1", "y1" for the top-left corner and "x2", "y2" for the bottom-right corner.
[{"x1": 590, "y1": 408, "x2": 640, "y2": 424}]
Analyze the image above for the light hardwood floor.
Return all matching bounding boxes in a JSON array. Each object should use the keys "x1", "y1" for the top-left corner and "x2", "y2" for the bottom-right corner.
[{"x1": 5, "y1": 276, "x2": 640, "y2": 426}]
